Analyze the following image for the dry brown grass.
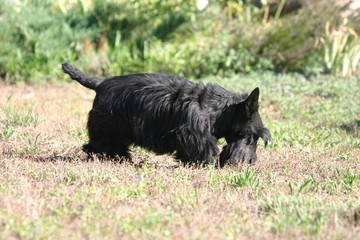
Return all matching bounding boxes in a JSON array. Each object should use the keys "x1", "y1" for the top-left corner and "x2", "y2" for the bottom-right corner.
[{"x1": 0, "y1": 82, "x2": 359, "y2": 240}]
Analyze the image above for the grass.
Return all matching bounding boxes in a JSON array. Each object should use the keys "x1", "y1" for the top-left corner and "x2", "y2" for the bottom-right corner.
[{"x1": 0, "y1": 74, "x2": 359, "y2": 239}]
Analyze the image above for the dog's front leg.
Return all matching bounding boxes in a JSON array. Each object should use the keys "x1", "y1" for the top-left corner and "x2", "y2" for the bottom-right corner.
[
  {"x1": 175, "y1": 129, "x2": 219, "y2": 165},
  {"x1": 201, "y1": 138, "x2": 220, "y2": 165}
]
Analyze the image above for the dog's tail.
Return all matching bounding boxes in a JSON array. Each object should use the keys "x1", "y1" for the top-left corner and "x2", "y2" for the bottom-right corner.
[{"x1": 62, "y1": 63, "x2": 104, "y2": 90}]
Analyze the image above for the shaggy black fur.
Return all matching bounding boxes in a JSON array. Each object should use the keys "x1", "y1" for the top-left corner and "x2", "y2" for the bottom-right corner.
[{"x1": 62, "y1": 63, "x2": 271, "y2": 166}]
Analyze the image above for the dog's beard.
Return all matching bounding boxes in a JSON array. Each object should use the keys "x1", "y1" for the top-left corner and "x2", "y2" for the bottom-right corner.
[
  {"x1": 258, "y1": 127, "x2": 271, "y2": 147},
  {"x1": 219, "y1": 139, "x2": 258, "y2": 166}
]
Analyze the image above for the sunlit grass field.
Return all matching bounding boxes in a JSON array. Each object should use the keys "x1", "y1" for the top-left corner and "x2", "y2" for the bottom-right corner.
[{"x1": 0, "y1": 74, "x2": 359, "y2": 239}]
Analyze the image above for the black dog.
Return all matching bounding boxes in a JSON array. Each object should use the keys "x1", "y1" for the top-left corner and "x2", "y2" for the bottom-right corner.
[{"x1": 62, "y1": 63, "x2": 270, "y2": 166}]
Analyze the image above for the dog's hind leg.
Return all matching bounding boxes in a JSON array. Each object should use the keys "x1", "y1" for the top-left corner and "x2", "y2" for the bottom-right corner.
[
  {"x1": 83, "y1": 139, "x2": 132, "y2": 160},
  {"x1": 85, "y1": 110, "x2": 132, "y2": 160}
]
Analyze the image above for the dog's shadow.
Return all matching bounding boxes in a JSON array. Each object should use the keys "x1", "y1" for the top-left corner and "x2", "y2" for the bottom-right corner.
[
  {"x1": 36, "y1": 152, "x2": 85, "y2": 163},
  {"x1": 35, "y1": 152, "x2": 181, "y2": 170}
]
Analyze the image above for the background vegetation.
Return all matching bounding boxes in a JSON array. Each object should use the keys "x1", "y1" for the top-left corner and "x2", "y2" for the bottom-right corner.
[{"x1": 0, "y1": 0, "x2": 359, "y2": 83}]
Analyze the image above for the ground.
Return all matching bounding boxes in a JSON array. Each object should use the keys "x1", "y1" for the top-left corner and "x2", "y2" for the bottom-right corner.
[{"x1": 0, "y1": 74, "x2": 359, "y2": 239}]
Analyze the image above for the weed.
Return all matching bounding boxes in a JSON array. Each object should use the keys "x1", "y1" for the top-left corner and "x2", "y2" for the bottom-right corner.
[
  {"x1": 121, "y1": 208, "x2": 177, "y2": 237},
  {"x1": 289, "y1": 177, "x2": 320, "y2": 195},
  {"x1": 61, "y1": 169, "x2": 77, "y2": 186},
  {"x1": 18, "y1": 133, "x2": 42, "y2": 154},
  {"x1": 259, "y1": 195, "x2": 329, "y2": 235},
  {"x1": 318, "y1": 20, "x2": 360, "y2": 76},
  {"x1": 229, "y1": 168, "x2": 261, "y2": 189},
  {"x1": 108, "y1": 185, "x2": 148, "y2": 201},
  {"x1": 68, "y1": 129, "x2": 88, "y2": 139},
  {"x1": 337, "y1": 169, "x2": 359, "y2": 192},
  {"x1": 1, "y1": 126, "x2": 15, "y2": 140},
  {"x1": 4, "y1": 107, "x2": 40, "y2": 127}
]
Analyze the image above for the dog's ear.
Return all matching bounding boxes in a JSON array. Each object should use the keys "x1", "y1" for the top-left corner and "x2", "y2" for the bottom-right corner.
[
  {"x1": 258, "y1": 127, "x2": 271, "y2": 147},
  {"x1": 244, "y1": 88, "x2": 259, "y2": 117}
]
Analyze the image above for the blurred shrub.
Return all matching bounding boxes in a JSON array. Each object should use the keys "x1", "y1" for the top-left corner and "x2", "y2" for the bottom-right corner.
[
  {"x1": 0, "y1": 0, "x2": 359, "y2": 83},
  {"x1": 220, "y1": 0, "x2": 268, "y2": 22},
  {"x1": 318, "y1": 21, "x2": 360, "y2": 76},
  {"x1": 0, "y1": 0, "x2": 199, "y2": 83},
  {"x1": 0, "y1": 0, "x2": 100, "y2": 83},
  {"x1": 257, "y1": 3, "x2": 343, "y2": 73},
  {"x1": 70, "y1": 0, "x2": 196, "y2": 46}
]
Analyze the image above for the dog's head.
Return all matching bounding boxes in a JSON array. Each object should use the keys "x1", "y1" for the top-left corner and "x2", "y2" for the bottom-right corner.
[{"x1": 220, "y1": 88, "x2": 271, "y2": 166}]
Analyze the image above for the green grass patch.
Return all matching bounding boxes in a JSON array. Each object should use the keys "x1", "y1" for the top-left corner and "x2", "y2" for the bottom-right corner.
[
  {"x1": 259, "y1": 195, "x2": 359, "y2": 236},
  {"x1": 3, "y1": 107, "x2": 40, "y2": 128}
]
